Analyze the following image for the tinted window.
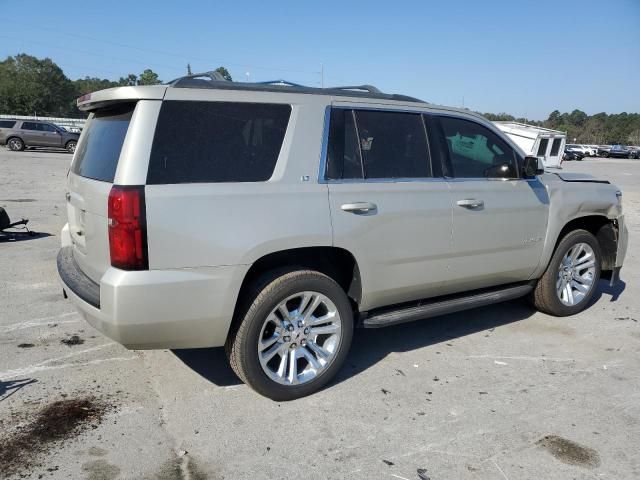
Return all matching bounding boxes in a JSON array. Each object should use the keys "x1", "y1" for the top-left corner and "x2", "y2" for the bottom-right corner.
[
  {"x1": 439, "y1": 116, "x2": 517, "y2": 178},
  {"x1": 550, "y1": 138, "x2": 562, "y2": 156},
  {"x1": 354, "y1": 110, "x2": 431, "y2": 179},
  {"x1": 537, "y1": 138, "x2": 549, "y2": 156},
  {"x1": 326, "y1": 109, "x2": 363, "y2": 180},
  {"x1": 40, "y1": 123, "x2": 57, "y2": 132},
  {"x1": 0, "y1": 120, "x2": 16, "y2": 128},
  {"x1": 21, "y1": 122, "x2": 39, "y2": 131},
  {"x1": 147, "y1": 101, "x2": 291, "y2": 184},
  {"x1": 71, "y1": 103, "x2": 135, "y2": 182}
]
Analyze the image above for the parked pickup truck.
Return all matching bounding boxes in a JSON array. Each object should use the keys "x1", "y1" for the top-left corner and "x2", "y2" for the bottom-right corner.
[{"x1": 57, "y1": 74, "x2": 628, "y2": 400}]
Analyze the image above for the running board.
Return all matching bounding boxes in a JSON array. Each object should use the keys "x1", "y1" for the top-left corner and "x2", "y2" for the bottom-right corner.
[{"x1": 361, "y1": 283, "x2": 534, "y2": 328}]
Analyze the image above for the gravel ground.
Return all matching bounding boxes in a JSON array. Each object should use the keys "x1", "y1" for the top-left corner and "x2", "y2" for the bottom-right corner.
[{"x1": 0, "y1": 150, "x2": 638, "y2": 480}]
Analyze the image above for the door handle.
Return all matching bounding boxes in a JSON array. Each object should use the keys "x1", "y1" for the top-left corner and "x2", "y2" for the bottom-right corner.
[
  {"x1": 456, "y1": 199, "x2": 484, "y2": 209},
  {"x1": 341, "y1": 202, "x2": 377, "y2": 214}
]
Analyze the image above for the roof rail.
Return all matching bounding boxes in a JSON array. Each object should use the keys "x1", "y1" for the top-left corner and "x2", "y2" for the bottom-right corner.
[
  {"x1": 167, "y1": 71, "x2": 229, "y2": 86},
  {"x1": 256, "y1": 79, "x2": 306, "y2": 87},
  {"x1": 332, "y1": 85, "x2": 382, "y2": 94}
]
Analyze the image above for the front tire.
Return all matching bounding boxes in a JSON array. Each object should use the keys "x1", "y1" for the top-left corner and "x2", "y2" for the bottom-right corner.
[
  {"x1": 532, "y1": 229, "x2": 601, "y2": 316},
  {"x1": 7, "y1": 137, "x2": 24, "y2": 151},
  {"x1": 66, "y1": 140, "x2": 77, "y2": 154},
  {"x1": 227, "y1": 269, "x2": 354, "y2": 401}
]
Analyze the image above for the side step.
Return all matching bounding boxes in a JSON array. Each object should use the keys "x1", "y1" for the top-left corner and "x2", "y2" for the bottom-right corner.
[{"x1": 361, "y1": 283, "x2": 534, "y2": 329}]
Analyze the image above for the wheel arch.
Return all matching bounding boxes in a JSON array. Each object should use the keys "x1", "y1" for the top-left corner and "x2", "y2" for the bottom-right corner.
[{"x1": 553, "y1": 215, "x2": 618, "y2": 272}]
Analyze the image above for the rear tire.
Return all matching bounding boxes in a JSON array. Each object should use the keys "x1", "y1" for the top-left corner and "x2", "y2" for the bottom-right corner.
[
  {"x1": 531, "y1": 229, "x2": 601, "y2": 316},
  {"x1": 7, "y1": 137, "x2": 24, "y2": 151},
  {"x1": 226, "y1": 269, "x2": 354, "y2": 401},
  {"x1": 65, "y1": 140, "x2": 77, "y2": 154}
]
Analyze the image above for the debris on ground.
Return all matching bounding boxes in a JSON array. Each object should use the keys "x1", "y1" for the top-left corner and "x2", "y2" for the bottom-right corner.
[
  {"x1": 0, "y1": 397, "x2": 109, "y2": 477},
  {"x1": 536, "y1": 435, "x2": 601, "y2": 468},
  {"x1": 17, "y1": 343, "x2": 35, "y2": 348},
  {"x1": 382, "y1": 459, "x2": 394, "y2": 466},
  {"x1": 417, "y1": 467, "x2": 431, "y2": 479},
  {"x1": 60, "y1": 334, "x2": 84, "y2": 346}
]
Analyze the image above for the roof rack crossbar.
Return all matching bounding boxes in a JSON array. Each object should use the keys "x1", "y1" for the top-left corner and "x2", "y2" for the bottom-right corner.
[{"x1": 331, "y1": 84, "x2": 382, "y2": 94}]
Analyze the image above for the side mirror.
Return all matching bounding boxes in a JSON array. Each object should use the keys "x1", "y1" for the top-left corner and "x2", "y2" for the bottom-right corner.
[{"x1": 522, "y1": 156, "x2": 544, "y2": 178}]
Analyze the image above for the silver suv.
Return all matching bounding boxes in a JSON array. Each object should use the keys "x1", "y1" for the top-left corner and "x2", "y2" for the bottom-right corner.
[
  {"x1": 1, "y1": 119, "x2": 79, "y2": 153},
  {"x1": 57, "y1": 73, "x2": 628, "y2": 400}
]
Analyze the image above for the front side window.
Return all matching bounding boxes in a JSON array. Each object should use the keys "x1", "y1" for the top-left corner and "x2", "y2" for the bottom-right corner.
[
  {"x1": 148, "y1": 101, "x2": 291, "y2": 184},
  {"x1": 550, "y1": 138, "x2": 562, "y2": 156},
  {"x1": 439, "y1": 116, "x2": 518, "y2": 179},
  {"x1": 537, "y1": 138, "x2": 549, "y2": 156}
]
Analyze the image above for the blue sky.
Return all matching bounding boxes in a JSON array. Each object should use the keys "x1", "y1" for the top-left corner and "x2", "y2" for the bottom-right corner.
[{"x1": 1, "y1": 0, "x2": 638, "y2": 119}]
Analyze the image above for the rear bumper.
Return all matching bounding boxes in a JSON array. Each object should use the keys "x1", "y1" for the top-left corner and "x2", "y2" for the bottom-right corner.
[{"x1": 57, "y1": 246, "x2": 248, "y2": 349}]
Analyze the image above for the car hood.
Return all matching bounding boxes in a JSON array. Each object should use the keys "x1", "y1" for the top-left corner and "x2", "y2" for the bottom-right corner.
[{"x1": 553, "y1": 172, "x2": 610, "y2": 184}]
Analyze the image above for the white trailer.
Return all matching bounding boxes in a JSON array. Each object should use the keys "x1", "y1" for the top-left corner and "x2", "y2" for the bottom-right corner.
[{"x1": 494, "y1": 121, "x2": 565, "y2": 168}]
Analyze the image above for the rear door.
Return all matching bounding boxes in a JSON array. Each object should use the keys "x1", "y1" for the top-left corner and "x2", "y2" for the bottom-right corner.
[
  {"x1": 325, "y1": 106, "x2": 453, "y2": 311},
  {"x1": 20, "y1": 121, "x2": 42, "y2": 145},
  {"x1": 434, "y1": 114, "x2": 548, "y2": 292},
  {"x1": 67, "y1": 103, "x2": 138, "y2": 283}
]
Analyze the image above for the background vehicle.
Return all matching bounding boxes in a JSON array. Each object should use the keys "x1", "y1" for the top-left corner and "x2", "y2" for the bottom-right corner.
[
  {"x1": 564, "y1": 145, "x2": 584, "y2": 160},
  {"x1": 57, "y1": 74, "x2": 628, "y2": 400},
  {"x1": 605, "y1": 145, "x2": 637, "y2": 159},
  {"x1": 1, "y1": 119, "x2": 79, "y2": 153},
  {"x1": 597, "y1": 145, "x2": 612, "y2": 156},
  {"x1": 566, "y1": 144, "x2": 589, "y2": 156},
  {"x1": 581, "y1": 145, "x2": 597, "y2": 156},
  {"x1": 494, "y1": 122, "x2": 565, "y2": 168}
]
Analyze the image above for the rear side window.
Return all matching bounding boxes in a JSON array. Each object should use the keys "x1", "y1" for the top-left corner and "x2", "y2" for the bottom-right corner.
[
  {"x1": 21, "y1": 122, "x2": 39, "y2": 130},
  {"x1": 147, "y1": 101, "x2": 291, "y2": 184},
  {"x1": 325, "y1": 108, "x2": 432, "y2": 180},
  {"x1": 0, "y1": 120, "x2": 16, "y2": 128},
  {"x1": 537, "y1": 138, "x2": 549, "y2": 156},
  {"x1": 550, "y1": 138, "x2": 562, "y2": 156},
  {"x1": 71, "y1": 103, "x2": 135, "y2": 182}
]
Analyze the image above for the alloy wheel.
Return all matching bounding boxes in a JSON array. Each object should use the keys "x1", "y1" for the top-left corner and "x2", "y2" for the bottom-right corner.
[
  {"x1": 556, "y1": 242, "x2": 596, "y2": 306},
  {"x1": 257, "y1": 291, "x2": 342, "y2": 386}
]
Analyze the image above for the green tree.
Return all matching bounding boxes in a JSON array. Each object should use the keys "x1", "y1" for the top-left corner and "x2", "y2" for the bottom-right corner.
[
  {"x1": 118, "y1": 74, "x2": 138, "y2": 86},
  {"x1": 74, "y1": 77, "x2": 118, "y2": 96},
  {"x1": 0, "y1": 53, "x2": 76, "y2": 116},
  {"x1": 137, "y1": 69, "x2": 161, "y2": 85},
  {"x1": 214, "y1": 66, "x2": 232, "y2": 81}
]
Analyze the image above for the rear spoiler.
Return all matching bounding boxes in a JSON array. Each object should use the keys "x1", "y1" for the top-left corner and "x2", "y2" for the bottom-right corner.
[{"x1": 77, "y1": 86, "x2": 167, "y2": 112}]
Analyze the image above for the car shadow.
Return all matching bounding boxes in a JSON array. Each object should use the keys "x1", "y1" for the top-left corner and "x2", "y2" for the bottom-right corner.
[
  {"x1": 21, "y1": 147, "x2": 71, "y2": 155},
  {"x1": 0, "y1": 378, "x2": 37, "y2": 402},
  {"x1": 172, "y1": 299, "x2": 537, "y2": 389},
  {"x1": 0, "y1": 231, "x2": 52, "y2": 243}
]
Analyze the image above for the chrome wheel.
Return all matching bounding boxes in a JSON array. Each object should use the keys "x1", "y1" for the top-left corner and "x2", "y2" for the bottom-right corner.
[
  {"x1": 556, "y1": 242, "x2": 596, "y2": 306},
  {"x1": 257, "y1": 291, "x2": 342, "y2": 386},
  {"x1": 67, "y1": 141, "x2": 77, "y2": 153}
]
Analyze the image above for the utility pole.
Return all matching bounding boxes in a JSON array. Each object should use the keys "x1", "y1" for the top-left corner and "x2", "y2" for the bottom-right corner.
[{"x1": 187, "y1": 63, "x2": 192, "y2": 75}]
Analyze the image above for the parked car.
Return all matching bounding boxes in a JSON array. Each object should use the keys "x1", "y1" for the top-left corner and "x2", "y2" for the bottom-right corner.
[
  {"x1": 566, "y1": 144, "x2": 589, "y2": 156},
  {"x1": 564, "y1": 145, "x2": 584, "y2": 160},
  {"x1": 57, "y1": 74, "x2": 628, "y2": 400},
  {"x1": 597, "y1": 145, "x2": 612, "y2": 156},
  {"x1": 0, "y1": 119, "x2": 80, "y2": 153},
  {"x1": 604, "y1": 145, "x2": 638, "y2": 159}
]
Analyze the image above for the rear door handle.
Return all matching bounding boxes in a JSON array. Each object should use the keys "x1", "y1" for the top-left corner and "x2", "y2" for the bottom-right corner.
[
  {"x1": 341, "y1": 202, "x2": 377, "y2": 214},
  {"x1": 456, "y1": 199, "x2": 484, "y2": 209}
]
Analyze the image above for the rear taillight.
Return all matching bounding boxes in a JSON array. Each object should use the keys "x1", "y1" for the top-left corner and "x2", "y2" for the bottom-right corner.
[{"x1": 108, "y1": 185, "x2": 148, "y2": 270}]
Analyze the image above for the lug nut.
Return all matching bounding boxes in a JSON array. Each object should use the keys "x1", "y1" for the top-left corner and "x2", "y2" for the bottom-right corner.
[
  {"x1": 287, "y1": 325, "x2": 294, "y2": 332},
  {"x1": 290, "y1": 343, "x2": 297, "y2": 349},
  {"x1": 283, "y1": 336, "x2": 290, "y2": 342},
  {"x1": 298, "y1": 320, "x2": 304, "y2": 328},
  {"x1": 304, "y1": 327, "x2": 310, "y2": 334},
  {"x1": 301, "y1": 339, "x2": 307, "y2": 347}
]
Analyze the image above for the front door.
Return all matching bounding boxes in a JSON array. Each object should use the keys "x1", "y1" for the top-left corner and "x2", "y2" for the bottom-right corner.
[
  {"x1": 324, "y1": 107, "x2": 453, "y2": 311},
  {"x1": 435, "y1": 115, "x2": 548, "y2": 293}
]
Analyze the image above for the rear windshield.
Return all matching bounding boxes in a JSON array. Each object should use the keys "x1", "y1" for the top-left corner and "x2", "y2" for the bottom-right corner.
[
  {"x1": 147, "y1": 101, "x2": 291, "y2": 184},
  {"x1": 0, "y1": 120, "x2": 16, "y2": 128},
  {"x1": 71, "y1": 103, "x2": 135, "y2": 182}
]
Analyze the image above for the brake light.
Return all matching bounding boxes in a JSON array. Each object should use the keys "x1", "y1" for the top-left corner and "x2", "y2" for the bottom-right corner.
[{"x1": 108, "y1": 185, "x2": 148, "y2": 270}]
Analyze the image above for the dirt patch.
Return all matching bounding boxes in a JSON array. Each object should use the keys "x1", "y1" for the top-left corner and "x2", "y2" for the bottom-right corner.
[
  {"x1": 82, "y1": 459, "x2": 120, "y2": 480},
  {"x1": 0, "y1": 397, "x2": 109, "y2": 478},
  {"x1": 61, "y1": 334, "x2": 85, "y2": 346},
  {"x1": 17, "y1": 343, "x2": 35, "y2": 348},
  {"x1": 536, "y1": 435, "x2": 600, "y2": 468}
]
